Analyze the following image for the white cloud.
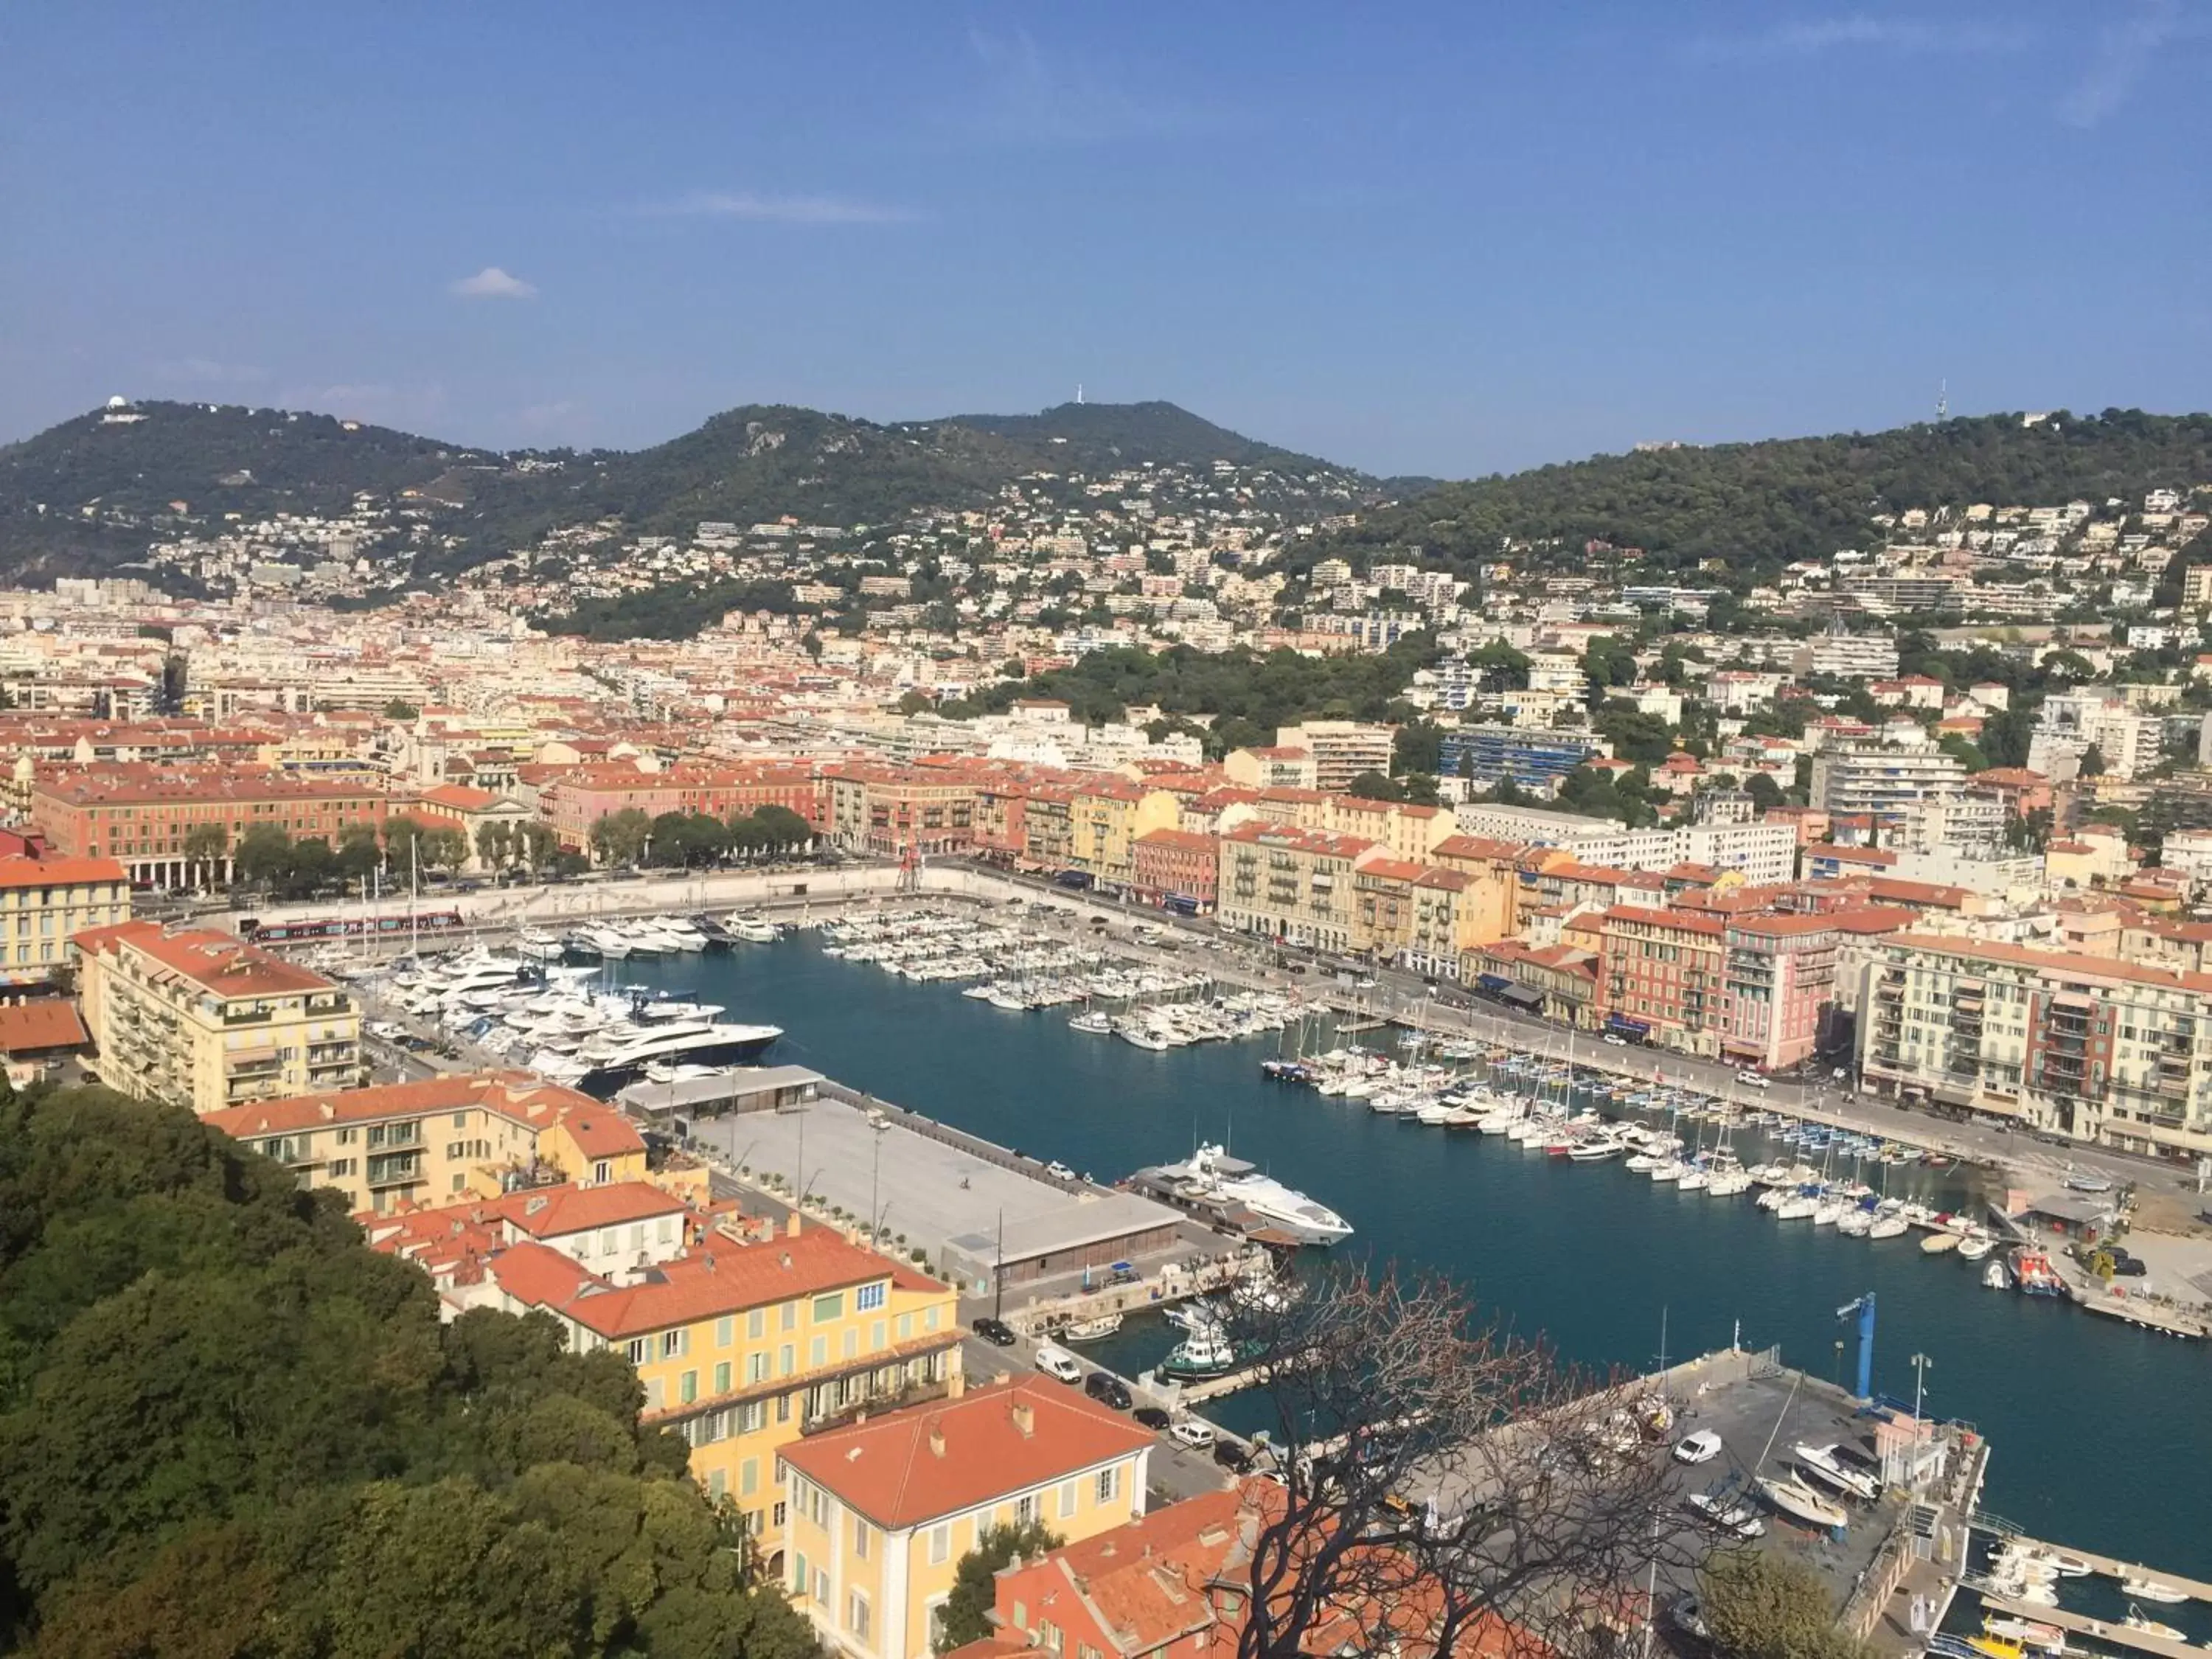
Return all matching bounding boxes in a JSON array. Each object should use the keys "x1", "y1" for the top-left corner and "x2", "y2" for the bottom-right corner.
[
  {"x1": 1688, "y1": 14, "x2": 2032, "y2": 63},
  {"x1": 653, "y1": 190, "x2": 921, "y2": 225},
  {"x1": 450, "y1": 266, "x2": 538, "y2": 300},
  {"x1": 2059, "y1": 0, "x2": 2183, "y2": 128}
]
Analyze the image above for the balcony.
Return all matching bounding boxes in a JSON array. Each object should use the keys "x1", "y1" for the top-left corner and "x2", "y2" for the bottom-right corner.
[
  {"x1": 365, "y1": 1154, "x2": 422, "y2": 1188},
  {"x1": 223, "y1": 1006, "x2": 274, "y2": 1027}
]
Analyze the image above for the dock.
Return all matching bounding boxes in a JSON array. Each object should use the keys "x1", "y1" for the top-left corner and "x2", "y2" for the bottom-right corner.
[
  {"x1": 1972, "y1": 1524, "x2": 2212, "y2": 1603},
  {"x1": 1972, "y1": 1592, "x2": 2202, "y2": 1659}
]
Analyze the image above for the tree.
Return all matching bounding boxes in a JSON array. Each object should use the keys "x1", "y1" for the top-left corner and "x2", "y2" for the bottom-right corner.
[
  {"x1": 1221, "y1": 1263, "x2": 1686, "y2": 1659},
  {"x1": 1700, "y1": 1548, "x2": 1873, "y2": 1659},
  {"x1": 2078, "y1": 743, "x2": 2106, "y2": 779},
  {"x1": 1346, "y1": 770, "x2": 1404, "y2": 803},
  {"x1": 1937, "y1": 732, "x2": 1989, "y2": 774},
  {"x1": 418, "y1": 826, "x2": 467, "y2": 874},
  {"x1": 232, "y1": 824, "x2": 293, "y2": 891},
  {"x1": 475, "y1": 821, "x2": 515, "y2": 874},
  {"x1": 936, "y1": 1521, "x2": 1062, "y2": 1653},
  {"x1": 515, "y1": 821, "x2": 561, "y2": 872},
  {"x1": 335, "y1": 822, "x2": 383, "y2": 886},
  {"x1": 383, "y1": 699, "x2": 420, "y2": 721},
  {"x1": 588, "y1": 807, "x2": 653, "y2": 869},
  {"x1": 0, "y1": 1084, "x2": 818, "y2": 1658},
  {"x1": 1745, "y1": 773, "x2": 1785, "y2": 813},
  {"x1": 181, "y1": 821, "x2": 229, "y2": 890}
]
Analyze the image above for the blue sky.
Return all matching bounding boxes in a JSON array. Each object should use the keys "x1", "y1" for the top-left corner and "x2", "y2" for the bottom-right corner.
[{"x1": 2, "y1": 4, "x2": 2207, "y2": 476}]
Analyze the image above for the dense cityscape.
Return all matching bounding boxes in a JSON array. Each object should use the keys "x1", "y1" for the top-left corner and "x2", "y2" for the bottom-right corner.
[{"x1": 9, "y1": 7, "x2": 2212, "y2": 1659}]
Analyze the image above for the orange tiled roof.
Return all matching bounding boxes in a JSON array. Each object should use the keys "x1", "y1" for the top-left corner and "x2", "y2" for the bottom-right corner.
[{"x1": 782, "y1": 1375, "x2": 1153, "y2": 1528}]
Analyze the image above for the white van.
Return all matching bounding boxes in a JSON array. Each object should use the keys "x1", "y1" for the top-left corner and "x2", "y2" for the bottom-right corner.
[{"x1": 1034, "y1": 1343, "x2": 1082, "y2": 1384}]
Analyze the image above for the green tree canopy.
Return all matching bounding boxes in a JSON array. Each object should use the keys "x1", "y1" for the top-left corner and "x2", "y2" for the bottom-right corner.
[
  {"x1": 1700, "y1": 1548, "x2": 1872, "y2": 1659},
  {"x1": 0, "y1": 1083, "x2": 817, "y2": 1659},
  {"x1": 933, "y1": 1522, "x2": 1061, "y2": 1655}
]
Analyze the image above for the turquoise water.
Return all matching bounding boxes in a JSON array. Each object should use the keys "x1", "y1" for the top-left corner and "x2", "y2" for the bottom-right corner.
[{"x1": 612, "y1": 939, "x2": 2211, "y2": 1582}]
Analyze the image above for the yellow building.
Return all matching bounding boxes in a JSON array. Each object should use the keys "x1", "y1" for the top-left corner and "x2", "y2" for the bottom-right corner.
[
  {"x1": 203, "y1": 1068, "x2": 647, "y2": 1213},
  {"x1": 0, "y1": 852, "x2": 129, "y2": 988},
  {"x1": 482, "y1": 1217, "x2": 963, "y2": 1545},
  {"x1": 778, "y1": 1374, "x2": 1155, "y2": 1659},
  {"x1": 72, "y1": 919, "x2": 361, "y2": 1115},
  {"x1": 1067, "y1": 782, "x2": 1180, "y2": 889},
  {"x1": 1216, "y1": 821, "x2": 1380, "y2": 953}
]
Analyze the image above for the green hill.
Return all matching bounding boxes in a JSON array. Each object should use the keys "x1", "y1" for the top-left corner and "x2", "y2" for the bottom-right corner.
[
  {"x1": 1304, "y1": 409, "x2": 2212, "y2": 585},
  {"x1": 0, "y1": 397, "x2": 1368, "y2": 581},
  {"x1": 937, "y1": 400, "x2": 1337, "y2": 473}
]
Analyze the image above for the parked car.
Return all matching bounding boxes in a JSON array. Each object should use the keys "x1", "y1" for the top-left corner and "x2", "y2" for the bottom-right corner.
[
  {"x1": 1045, "y1": 1161, "x2": 1077, "y2": 1183},
  {"x1": 1602, "y1": 1034, "x2": 1629, "y2": 1047},
  {"x1": 1133, "y1": 1405, "x2": 1172, "y2": 1431},
  {"x1": 1736, "y1": 1069, "x2": 1770, "y2": 1090},
  {"x1": 1169, "y1": 1419, "x2": 1217, "y2": 1450},
  {"x1": 1084, "y1": 1372, "x2": 1133, "y2": 1410},
  {"x1": 970, "y1": 1316, "x2": 1016, "y2": 1346},
  {"x1": 1212, "y1": 1440, "x2": 1252, "y2": 1471}
]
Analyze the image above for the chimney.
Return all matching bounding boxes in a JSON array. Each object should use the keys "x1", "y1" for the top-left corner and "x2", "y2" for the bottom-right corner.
[
  {"x1": 947, "y1": 1368, "x2": 967, "y2": 1400},
  {"x1": 786, "y1": 1211, "x2": 803, "y2": 1239},
  {"x1": 929, "y1": 1425, "x2": 947, "y2": 1458},
  {"x1": 1012, "y1": 1401, "x2": 1034, "y2": 1438}
]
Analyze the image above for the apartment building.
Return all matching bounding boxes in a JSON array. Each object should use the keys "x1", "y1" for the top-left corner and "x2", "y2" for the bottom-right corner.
[
  {"x1": 1718, "y1": 913, "x2": 1841, "y2": 1072},
  {"x1": 31, "y1": 765, "x2": 393, "y2": 887},
  {"x1": 1450, "y1": 802, "x2": 1795, "y2": 886},
  {"x1": 822, "y1": 766, "x2": 977, "y2": 860},
  {"x1": 1857, "y1": 933, "x2": 2212, "y2": 1158},
  {"x1": 1436, "y1": 728, "x2": 1601, "y2": 790},
  {"x1": 779, "y1": 1375, "x2": 1153, "y2": 1659},
  {"x1": 72, "y1": 920, "x2": 362, "y2": 1115},
  {"x1": 484, "y1": 1218, "x2": 962, "y2": 1531},
  {"x1": 1066, "y1": 780, "x2": 1179, "y2": 890},
  {"x1": 1222, "y1": 745, "x2": 1317, "y2": 790},
  {"x1": 1273, "y1": 720, "x2": 1395, "y2": 790},
  {"x1": 0, "y1": 852, "x2": 129, "y2": 987},
  {"x1": 1595, "y1": 905, "x2": 1728, "y2": 1055},
  {"x1": 1807, "y1": 743, "x2": 1969, "y2": 820},
  {"x1": 1130, "y1": 828, "x2": 1219, "y2": 911},
  {"x1": 538, "y1": 761, "x2": 819, "y2": 852},
  {"x1": 1215, "y1": 822, "x2": 1377, "y2": 953},
  {"x1": 203, "y1": 1070, "x2": 647, "y2": 1213}
]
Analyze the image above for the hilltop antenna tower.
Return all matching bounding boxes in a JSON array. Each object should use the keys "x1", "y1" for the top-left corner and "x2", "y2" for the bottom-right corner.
[
  {"x1": 1076, "y1": 383, "x2": 1085, "y2": 405},
  {"x1": 1936, "y1": 379, "x2": 1949, "y2": 420}
]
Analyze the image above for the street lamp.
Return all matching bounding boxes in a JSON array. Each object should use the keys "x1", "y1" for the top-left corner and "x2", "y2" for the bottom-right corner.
[
  {"x1": 1910, "y1": 1352, "x2": 1934, "y2": 1427},
  {"x1": 868, "y1": 1117, "x2": 890, "y2": 1245}
]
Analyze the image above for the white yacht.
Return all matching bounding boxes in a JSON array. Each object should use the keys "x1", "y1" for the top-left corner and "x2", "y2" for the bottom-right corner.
[
  {"x1": 574, "y1": 1018, "x2": 783, "y2": 1096},
  {"x1": 728, "y1": 914, "x2": 779, "y2": 945},
  {"x1": 1154, "y1": 1143, "x2": 1353, "y2": 1245}
]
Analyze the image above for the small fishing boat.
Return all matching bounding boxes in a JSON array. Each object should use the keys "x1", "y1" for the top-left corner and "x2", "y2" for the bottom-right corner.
[
  {"x1": 1921, "y1": 1231, "x2": 1961, "y2": 1255},
  {"x1": 1056, "y1": 1312, "x2": 1124, "y2": 1343},
  {"x1": 1983, "y1": 1259, "x2": 2011, "y2": 1290},
  {"x1": 2120, "y1": 1573, "x2": 2190, "y2": 1605},
  {"x1": 1685, "y1": 1489, "x2": 1765, "y2": 1539},
  {"x1": 2123, "y1": 1607, "x2": 2186, "y2": 1641},
  {"x1": 1958, "y1": 1231, "x2": 1996, "y2": 1262}
]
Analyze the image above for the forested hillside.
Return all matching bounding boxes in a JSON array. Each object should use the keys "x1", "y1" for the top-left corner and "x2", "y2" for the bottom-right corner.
[
  {"x1": 0, "y1": 397, "x2": 1373, "y2": 581},
  {"x1": 1304, "y1": 410, "x2": 2212, "y2": 584},
  {"x1": 939, "y1": 400, "x2": 1335, "y2": 473},
  {"x1": 0, "y1": 1083, "x2": 817, "y2": 1659}
]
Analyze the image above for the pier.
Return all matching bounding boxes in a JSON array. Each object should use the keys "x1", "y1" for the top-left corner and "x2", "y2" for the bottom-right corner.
[{"x1": 1971, "y1": 1593, "x2": 2202, "y2": 1659}]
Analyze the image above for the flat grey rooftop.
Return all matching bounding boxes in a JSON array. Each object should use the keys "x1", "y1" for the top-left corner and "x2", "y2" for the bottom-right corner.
[
  {"x1": 688, "y1": 1093, "x2": 1185, "y2": 1267},
  {"x1": 618, "y1": 1065, "x2": 824, "y2": 1115}
]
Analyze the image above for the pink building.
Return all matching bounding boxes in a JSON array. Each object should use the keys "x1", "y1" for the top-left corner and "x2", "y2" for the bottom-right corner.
[{"x1": 1720, "y1": 912, "x2": 1841, "y2": 1072}]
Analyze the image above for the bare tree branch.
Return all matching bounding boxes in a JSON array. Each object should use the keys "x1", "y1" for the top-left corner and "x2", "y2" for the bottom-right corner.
[{"x1": 1220, "y1": 1262, "x2": 1699, "y2": 1659}]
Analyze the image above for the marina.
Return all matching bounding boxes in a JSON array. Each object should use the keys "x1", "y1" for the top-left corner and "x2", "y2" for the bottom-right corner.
[
  {"x1": 303, "y1": 897, "x2": 2212, "y2": 1632},
  {"x1": 574, "y1": 925, "x2": 2211, "y2": 1586}
]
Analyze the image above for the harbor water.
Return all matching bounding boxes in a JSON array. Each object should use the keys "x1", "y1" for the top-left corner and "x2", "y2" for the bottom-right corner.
[{"x1": 612, "y1": 937, "x2": 2211, "y2": 1583}]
